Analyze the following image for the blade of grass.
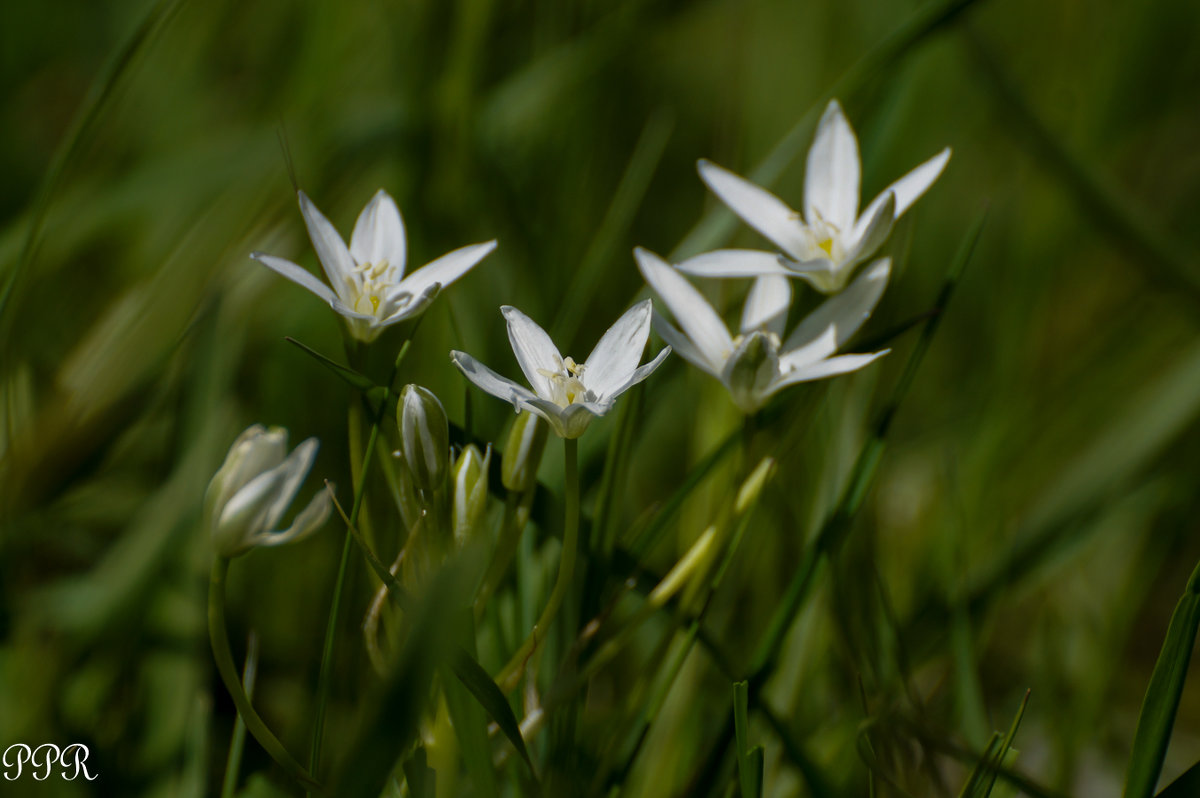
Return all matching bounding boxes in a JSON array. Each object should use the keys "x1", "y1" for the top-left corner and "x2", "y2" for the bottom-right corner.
[
  {"x1": 450, "y1": 649, "x2": 539, "y2": 781},
  {"x1": 552, "y1": 110, "x2": 674, "y2": 348},
  {"x1": 220, "y1": 632, "x2": 260, "y2": 798},
  {"x1": 0, "y1": 0, "x2": 187, "y2": 339},
  {"x1": 1124, "y1": 557, "x2": 1200, "y2": 798}
]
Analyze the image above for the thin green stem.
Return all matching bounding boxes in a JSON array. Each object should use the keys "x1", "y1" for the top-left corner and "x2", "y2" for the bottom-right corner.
[
  {"x1": 220, "y1": 632, "x2": 258, "y2": 798},
  {"x1": 309, "y1": 408, "x2": 382, "y2": 787},
  {"x1": 308, "y1": 342, "x2": 411, "y2": 789},
  {"x1": 495, "y1": 437, "x2": 579, "y2": 691},
  {"x1": 208, "y1": 558, "x2": 322, "y2": 794},
  {"x1": 474, "y1": 490, "x2": 530, "y2": 617}
]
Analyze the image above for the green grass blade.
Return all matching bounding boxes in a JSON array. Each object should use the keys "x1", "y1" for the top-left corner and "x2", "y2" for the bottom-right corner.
[
  {"x1": 451, "y1": 648, "x2": 539, "y2": 780},
  {"x1": 732, "y1": 681, "x2": 760, "y2": 798},
  {"x1": 1124, "y1": 558, "x2": 1200, "y2": 798},
  {"x1": 285, "y1": 336, "x2": 380, "y2": 395}
]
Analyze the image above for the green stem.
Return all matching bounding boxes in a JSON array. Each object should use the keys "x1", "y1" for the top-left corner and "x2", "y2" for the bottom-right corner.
[
  {"x1": 220, "y1": 632, "x2": 258, "y2": 798},
  {"x1": 495, "y1": 437, "x2": 579, "y2": 691},
  {"x1": 208, "y1": 558, "x2": 322, "y2": 794},
  {"x1": 474, "y1": 489, "x2": 534, "y2": 616},
  {"x1": 309, "y1": 408, "x2": 382, "y2": 786}
]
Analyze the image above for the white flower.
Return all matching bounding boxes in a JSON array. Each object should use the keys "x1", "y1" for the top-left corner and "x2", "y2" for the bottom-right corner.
[
  {"x1": 204, "y1": 425, "x2": 332, "y2": 558},
  {"x1": 450, "y1": 300, "x2": 671, "y2": 439},
  {"x1": 680, "y1": 99, "x2": 949, "y2": 293},
  {"x1": 252, "y1": 190, "x2": 497, "y2": 343},
  {"x1": 635, "y1": 247, "x2": 890, "y2": 414}
]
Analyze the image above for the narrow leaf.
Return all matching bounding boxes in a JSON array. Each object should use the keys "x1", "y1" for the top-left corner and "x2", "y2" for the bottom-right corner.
[{"x1": 451, "y1": 649, "x2": 539, "y2": 779}]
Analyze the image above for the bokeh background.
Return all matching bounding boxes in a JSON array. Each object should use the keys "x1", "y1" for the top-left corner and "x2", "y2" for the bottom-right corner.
[{"x1": 2, "y1": 0, "x2": 1200, "y2": 795}]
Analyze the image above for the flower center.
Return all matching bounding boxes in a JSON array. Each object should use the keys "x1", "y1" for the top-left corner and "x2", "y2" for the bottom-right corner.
[
  {"x1": 807, "y1": 210, "x2": 843, "y2": 262},
  {"x1": 349, "y1": 259, "x2": 392, "y2": 318},
  {"x1": 537, "y1": 357, "x2": 589, "y2": 408}
]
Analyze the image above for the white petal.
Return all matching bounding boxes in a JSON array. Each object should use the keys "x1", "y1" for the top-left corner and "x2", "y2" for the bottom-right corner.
[
  {"x1": 843, "y1": 192, "x2": 896, "y2": 269},
  {"x1": 450, "y1": 350, "x2": 541, "y2": 411},
  {"x1": 653, "y1": 312, "x2": 721, "y2": 377},
  {"x1": 216, "y1": 467, "x2": 287, "y2": 555},
  {"x1": 378, "y1": 283, "x2": 441, "y2": 326},
  {"x1": 783, "y1": 258, "x2": 892, "y2": 359},
  {"x1": 604, "y1": 346, "x2": 672, "y2": 400},
  {"x1": 635, "y1": 248, "x2": 733, "y2": 368},
  {"x1": 583, "y1": 299, "x2": 653, "y2": 399},
  {"x1": 398, "y1": 240, "x2": 497, "y2": 301},
  {"x1": 251, "y1": 253, "x2": 340, "y2": 308},
  {"x1": 854, "y1": 148, "x2": 950, "y2": 240},
  {"x1": 260, "y1": 437, "x2": 320, "y2": 533},
  {"x1": 297, "y1": 192, "x2": 357, "y2": 300},
  {"x1": 740, "y1": 275, "x2": 791, "y2": 337},
  {"x1": 772, "y1": 350, "x2": 889, "y2": 391},
  {"x1": 675, "y1": 249, "x2": 799, "y2": 278},
  {"x1": 780, "y1": 326, "x2": 839, "y2": 371},
  {"x1": 349, "y1": 189, "x2": 407, "y2": 277},
  {"x1": 805, "y1": 100, "x2": 860, "y2": 232},
  {"x1": 248, "y1": 487, "x2": 332, "y2": 552},
  {"x1": 696, "y1": 160, "x2": 812, "y2": 259},
  {"x1": 501, "y1": 306, "x2": 563, "y2": 401}
]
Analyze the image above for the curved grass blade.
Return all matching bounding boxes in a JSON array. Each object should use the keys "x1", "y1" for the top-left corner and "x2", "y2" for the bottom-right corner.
[
  {"x1": 1124, "y1": 558, "x2": 1200, "y2": 798},
  {"x1": 451, "y1": 649, "x2": 539, "y2": 781}
]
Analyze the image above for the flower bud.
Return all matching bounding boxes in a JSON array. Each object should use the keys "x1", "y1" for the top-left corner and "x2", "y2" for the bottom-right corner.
[
  {"x1": 398, "y1": 384, "x2": 450, "y2": 493},
  {"x1": 205, "y1": 425, "x2": 331, "y2": 558},
  {"x1": 452, "y1": 444, "x2": 491, "y2": 545},
  {"x1": 501, "y1": 411, "x2": 548, "y2": 492},
  {"x1": 722, "y1": 331, "x2": 781, "y2": 414}
]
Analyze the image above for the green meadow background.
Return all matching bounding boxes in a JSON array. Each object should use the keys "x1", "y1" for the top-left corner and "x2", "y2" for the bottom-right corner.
[{"x1": 2, "y1": 0, "x2": 1199, "y2": 795}]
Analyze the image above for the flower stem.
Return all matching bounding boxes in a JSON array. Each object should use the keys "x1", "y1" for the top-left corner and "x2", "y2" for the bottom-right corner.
[
  {"x1": 309, "y1": 404, "x2": 382, "y2": 789},
  {"x1": 220, "y1": 631, "x2": 258, "y2": 798},
  {"x1": 208, "y1": 558, "x2": 322, "y2": 794},
  {"x1": 495, "y1": 437, "x2": 579, "y2": 691}
]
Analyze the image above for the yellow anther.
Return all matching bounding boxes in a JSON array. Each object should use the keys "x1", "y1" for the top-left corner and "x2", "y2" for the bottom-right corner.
[{"x1": 369, "y1": 295, "x2": 380, "y2": 313}]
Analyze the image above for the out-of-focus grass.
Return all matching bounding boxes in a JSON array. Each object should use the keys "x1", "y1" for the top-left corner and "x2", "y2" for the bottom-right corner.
[{"x1": 2, "y1": 0, "x2": 1200, "y2": 795}]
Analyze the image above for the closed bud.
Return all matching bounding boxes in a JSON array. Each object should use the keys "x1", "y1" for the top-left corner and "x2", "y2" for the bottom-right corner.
[
  {"x1": 501, "y1": 411, "x2": 548, "y2": 492},
  {"x1": 398, "y1": 384, "x2": 450, "y2": 493},
  {"x1": 722, "y1": 331, "x2": 780, "y2": 414},
  {"x1": 205, "y1": 424, "x2": 331, "y2": 558},
  {"x1": 452, "y1": 444, "x2": 491, "y2": 545}
]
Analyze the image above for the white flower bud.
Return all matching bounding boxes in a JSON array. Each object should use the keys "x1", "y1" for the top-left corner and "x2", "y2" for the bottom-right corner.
[
  {"x1": 398, "y1": 385, "x2": 450, "y2": 493},
  {"x1": 205, "y1": 425, "x2": 331, "y2": 558},
  {"x1": 501, "y1": 411, "x2": 547, "y2": 492},
  {"x1": 452, "y1": 444, "x2": 491, "y2": 545}
]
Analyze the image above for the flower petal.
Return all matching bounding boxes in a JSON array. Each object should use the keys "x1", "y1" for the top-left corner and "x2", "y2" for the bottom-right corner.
[
  {"x1": 583, "y1": 299, "x2": 653, "y2": 399},
  {"x1": 805, "y1": 100, "x2": 861, "y2": 232},
  {"x1": 398, "y1": 240, "x2": 497, "y2": 302},
  {"x1": 501, "y1": 306, "x2": 563, "y2": 401},
  {"x1": 251, "y1": 253, "x2": 341, "y2": 308},
  {"x1": 379, "y1": 283, "x2": 441, "y2": 327},
  {"x1": 653, "y1": 312, "x2": 720, "y2": 377},
  {"x1": 843, "y1": 192, "x2": 896, "y2": 269},
  {"x1": 696, "y1": 160, "x2": 812, "y2": 259},
  {"x1": 635, "y1": 247, "x2": 733, "y2": 369},
  {"x1": 740, "y1": 274, "x2": 791, "y2": 338},
  {"x1": 298, "y1": 192, "x2": 358, "y2": 301},
  {"x1": 675, "y1": 249, "x2": 800, "y2": 278},
  {"x1": 259, "y1": 437, "x2": 320, "y2": 533},
  {"x1": 450, "y1": 350, "x2": 541, "y2": 411},
  {"x1": 772, "y1": 350, "x2": 889, "y2": 391},
  {"x1": 605, "y1": 345, "x2": 672, "y2": 401},
  {"x1": 783, "y1": 258, "x2": 892, "y2": 361},
  {"x1": 247, "y1": 488, "x2": 332, "y2": 552},
  {"x1": 854, "y1": 147, "x2": 950, "y2": 240},
  {"x1": 349, "y1": 189, "x2": 407, "y2": 278}
]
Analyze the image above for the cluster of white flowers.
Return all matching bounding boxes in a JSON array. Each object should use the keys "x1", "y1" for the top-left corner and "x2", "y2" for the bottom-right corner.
[{"x1": 213, "y1": 97, "x2": 948, "y2": 552}]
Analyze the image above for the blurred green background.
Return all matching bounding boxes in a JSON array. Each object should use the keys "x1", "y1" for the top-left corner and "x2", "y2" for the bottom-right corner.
[{"x1": 2, "y1": 0, "x2": 1200, "y2": 795}]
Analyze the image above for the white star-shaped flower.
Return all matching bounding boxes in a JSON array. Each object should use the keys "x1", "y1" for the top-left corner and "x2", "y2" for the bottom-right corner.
[
  {"x1": 636, "y1": 247, "x2": 890, "y2": 414},
  {"x1": 252, "y1": 190, "x2": 497, "y2": 343},
  {"x1": 679, "y1": 99, "x2": 949, "y2": 293},
  {"x1": 450, "y1": 300, "x2": 671, "y2": 439}
]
